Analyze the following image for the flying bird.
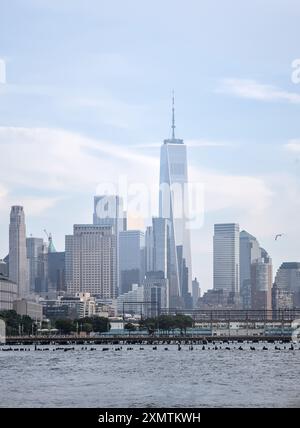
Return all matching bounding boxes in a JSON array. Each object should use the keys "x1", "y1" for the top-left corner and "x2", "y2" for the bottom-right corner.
[{"x1": 275, "y1": 234, "x2": 284, "y2": 241}]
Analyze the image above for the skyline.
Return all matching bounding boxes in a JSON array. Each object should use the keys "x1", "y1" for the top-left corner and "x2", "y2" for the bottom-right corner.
[{"x1": 1, "y1": 0, "x2": 300, "y2": 291}]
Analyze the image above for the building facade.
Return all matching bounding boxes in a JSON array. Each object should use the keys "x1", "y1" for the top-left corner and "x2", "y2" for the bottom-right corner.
[
  {"x1": 274, "y1": 262, "x2": 300, "y2": 308},
  {"x1": 251, "y1": 249, "x2": 273, "y2": 311},
  {"x1": 13, "y1": 298, "x2": 43, "y2": 321},
  {"x1": 213, "y1": 223, "x2": 240, "y2": 294},
  {"x1": 0, "y1": 275, "x2": 18, "y2": 310},
  {"x1": 9, "y1": 206, "x2": 28, "y2": 298},
  {"x1": 159, "y1": 99, "x2": 192, "y2": 308},
  {"x1": 119, "y1": 230, "x2": 145, "y2": 294},
  {"x1": 65, "y1": 225, "x2": 116, "y2": 298}
]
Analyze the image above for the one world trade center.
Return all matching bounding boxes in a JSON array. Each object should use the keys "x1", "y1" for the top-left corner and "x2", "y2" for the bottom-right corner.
[{"x1": 159, "y1": 95, "x2": 192, "y2": 309}]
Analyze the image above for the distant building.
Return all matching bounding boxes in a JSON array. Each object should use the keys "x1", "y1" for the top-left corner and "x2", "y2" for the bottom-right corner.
[
  {"x1": 239, "y1": 230, "x2": 261, "y2": 309},
  {"x1": 119, "y1": 230, "x2": 145, "y2": 294},
  {"x1": 0, "y1": 275, "x2": 18, "y2": 310},
  {"x1": 60, "y1": 293, "x2": 96, "y2": 319},
  {"x1": 117, "y1": 284, "x2": 144, "y2": 316},
  {"x1": 158, "y1": 97, "x2": 192, "y2": 309},
  {"x1": 47, "y1": 251, "x2": 66, "y2": 297},
  {"x1": 93, "y1": 195, "x2": 125, "y2": 292},
  {"x1": 13, "y1": 298, "x2": 43, "y2": 321},
  {"x1": 272, "y1": 283, "x2": 294, "y2": 311},
  {"x1": 26, "y1": 237, "x2": 46, "y2": 294},
  {"x1": 65, "y1": 225, "x2": 116, "y2": 298},
  {"x1": 192, "y1": 277, "x2": 201, "y2": 308},
  {"x1": 213, "y1": 223, "x2": 240, "y2": 294},
  {"x1": 9, "y1": 206, "x2": 28, "y2": 297},
  {"x1": 198, "y1": 289, "x2": 241, "y2": 310},
  {"x1": 251, "y1": 249, "x2": 273, "y2": 311},
  {"x1": 274, "y1": 262, "x2": 300, "y2": 307},
  {"x1": 143, "y1": 271, "x2": 168, "y2": 317}
]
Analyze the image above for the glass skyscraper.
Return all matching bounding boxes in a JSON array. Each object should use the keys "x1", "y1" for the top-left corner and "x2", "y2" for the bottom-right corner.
[{"x1": 158, "y1": 96, "x2": 192, "y2": 308}]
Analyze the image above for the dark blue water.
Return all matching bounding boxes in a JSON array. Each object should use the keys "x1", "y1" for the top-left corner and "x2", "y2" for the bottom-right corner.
[{"x1": 0, "y1": 343, "x2": 299, "y2": 407}]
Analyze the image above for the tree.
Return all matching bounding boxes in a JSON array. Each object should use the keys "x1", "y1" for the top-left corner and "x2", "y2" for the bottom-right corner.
[
  {"x1": 0, "y1": 310, "x2": 34, "y2": 336},
  {"x1": 55, "y1": 319, "x2": 75, "y2": 334}
]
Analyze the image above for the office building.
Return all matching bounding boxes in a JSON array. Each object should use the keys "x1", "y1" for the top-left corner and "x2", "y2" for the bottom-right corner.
[
  {"x1": 119, "y1": 230, "x2": 145, "y2": 294},
  {"x1": 159, "y1": 96, "x2": 192, "y2": 307},
  {"x1": 251, "y1": 249, "x2": 273, "y2": 311},
  {"x1": 65, "y1": 225, "x2": 116, "y2": 298},
  {"x1": 239, "y1": 230, "x2": 261, "y2": 309},
  {"x1": 213, "y1": 223, "x2": 240, "y2": 294},
  {"x1": 0, "y1": 274, "x2": 18, "y2": 310},
  {"x1": 13, "y1": 298, "x2": 43, "y2": 321},
  {"x1": 26, "y1": 237, "x2": 45, "y2": 294},
  {"x1": 9, "y1": 206, "x2": 29, "y2": 298},
  {"x1": 47, "y1": 251, "x2": 66, "y2": 297},
  {"x1": 143, "y1": 271, "x2": 168, "y2": 317},
  {"x1": 192, "y1": 277, "x2": 201, "y2": 308},
  {"x1": 274, "y1": 262, "x2": 300, "y2": 307}
]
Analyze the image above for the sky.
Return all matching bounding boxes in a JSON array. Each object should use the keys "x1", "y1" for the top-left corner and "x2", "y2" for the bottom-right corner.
[{"x1": 1, "y1": 0, "x2": 300, "y2": 291}]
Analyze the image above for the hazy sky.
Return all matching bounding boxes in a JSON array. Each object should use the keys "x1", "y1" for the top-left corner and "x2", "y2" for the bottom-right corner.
[{"x1": 1, "y1": 0, "x2": 300, "y2": 290}]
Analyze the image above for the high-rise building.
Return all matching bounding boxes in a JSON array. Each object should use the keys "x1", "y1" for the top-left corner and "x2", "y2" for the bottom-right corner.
[
  {"x1": 213, "y1": 223, "x2": 240, "y2": 294},
  {"x1": 9, "y1": 206, "x2": 28, "y2": 298},
  {"x1": 251, "y1": 249, "x2": 273, "y2": 311},
  {"x1": 145, "y1": 218, "x2": 169, "y2": 277},
  {"x1": 26, "y1": 237, "x2": 44, "y2": 293},
  {"x1": 65, "y1": 225, "x2": 116, "y2": 298},
  {"x1": 159, "y1": 96, "x2": 192, "y2": 308},
  {"x1": 119, "y1": 230, "x2": 145, "y2": 294},
  {"x1": 143, "y1": 271, "x2": 168, "y2": 317},
  {"x1": 47, "y1": 251, "x2": 66, "y2": 296},
  {"x1": 192, "y1": 277, "x2": 201, "y2": 308},
  {"x1": 93, "y1": 195, "x2": 125, "y2": 293},
  {"x1": 240, "y1": 230, "x2": 262, "y2": 309},
  {"x1": 274, "y1": 262, "x2": 300, "y2": 308}
]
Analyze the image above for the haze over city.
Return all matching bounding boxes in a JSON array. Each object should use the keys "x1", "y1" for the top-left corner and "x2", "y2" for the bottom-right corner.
[{"x1": 1, "y1": 0, "x2": 300, "y2": 291}]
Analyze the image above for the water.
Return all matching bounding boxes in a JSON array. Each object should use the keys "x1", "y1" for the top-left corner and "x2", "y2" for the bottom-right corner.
[{"x1": 0, "y1": 343, "x2": 300, "y2": 407}]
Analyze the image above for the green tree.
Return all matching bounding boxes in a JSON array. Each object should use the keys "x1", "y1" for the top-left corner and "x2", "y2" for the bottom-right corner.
[{"x1": 55, "y1": 319, "x2": 75, "y2": 334}]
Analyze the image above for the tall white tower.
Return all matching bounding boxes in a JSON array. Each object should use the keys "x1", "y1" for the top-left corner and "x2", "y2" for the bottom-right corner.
[
  {"x1": 9, "y1": 206, "x2": 29, "y2": 298},
  {"x1": 159, "y1": 94, "x2": 192, "y2": 308}
]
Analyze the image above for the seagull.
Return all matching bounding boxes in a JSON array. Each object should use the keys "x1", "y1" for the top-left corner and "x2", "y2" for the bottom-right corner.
[{"x1": 275, "y1": 234, "x2": 284, "y2": 241}]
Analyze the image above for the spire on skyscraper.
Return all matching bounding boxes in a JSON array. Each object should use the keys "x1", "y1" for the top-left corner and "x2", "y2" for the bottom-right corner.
[{"x1": 172, "y1": 90, "x2": 176, "y2": 139}]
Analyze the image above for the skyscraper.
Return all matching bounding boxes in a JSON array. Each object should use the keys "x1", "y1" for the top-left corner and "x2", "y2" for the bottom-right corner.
[
  {"x1": 159, "y1": 95, "x2": 192, "y2": 308},
  {"x1": 274, "y1": 262, "x2": 300, "y2": 308},
  {"x1": 213, "y1": 223, "x2": 240, "y2": 294},
  {"x1": 239, "y1": 230, "x2": 261, "y2": 309},
  {"x1": 119, "y1": 230, "x2": 145, "y2": 294},
  {"x1": 93, "y1": 195, "x2": 125, "y2": 293},
  {"x1": 9, "y1": 206, "x2": 28, "y2": 298},
  {"x1": 26, "y1": 237, "x2": 44, "y2": 294},
  {"x1": 251, "y1": 248, "x2": 272, "y2": 311},
  {"x1": 65, "y1": 225, "x2": 116, "y2": 298}
]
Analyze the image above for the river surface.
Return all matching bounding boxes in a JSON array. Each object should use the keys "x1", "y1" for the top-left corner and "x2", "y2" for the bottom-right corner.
[{"x1": 0, "y1": 343, "x2": 300, "y2": 407}]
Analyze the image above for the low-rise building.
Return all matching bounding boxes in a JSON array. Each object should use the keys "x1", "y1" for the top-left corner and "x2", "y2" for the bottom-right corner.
[
  {"x1": 0, "y1": 274, "x2": 18, "y2": 310},
  {"x1": 13, "y1": 298, "x2": 43, "y2": 321}
]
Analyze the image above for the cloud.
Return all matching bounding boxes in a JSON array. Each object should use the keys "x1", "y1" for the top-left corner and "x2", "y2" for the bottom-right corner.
[
  {"x1": 284, "y1": 139, "x2": 300, "y2": 152},
  {"x1": 218, "y1": 78, "x2": 300, "y2": 103}
]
